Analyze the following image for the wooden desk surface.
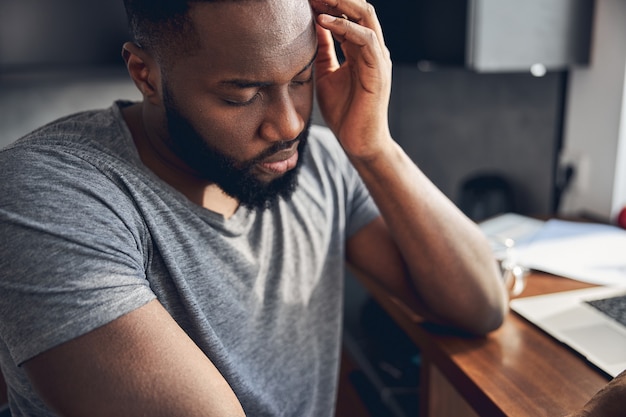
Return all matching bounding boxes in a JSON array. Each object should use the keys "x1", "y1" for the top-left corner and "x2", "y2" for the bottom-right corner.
[{"x1": 359, "y1": 272, "x2": 611, "y2": 417}]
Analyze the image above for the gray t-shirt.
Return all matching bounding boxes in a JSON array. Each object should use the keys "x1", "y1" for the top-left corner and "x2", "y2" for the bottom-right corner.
[{"x1": 0, "y1": 102, "x2": 379, "y2": 416}]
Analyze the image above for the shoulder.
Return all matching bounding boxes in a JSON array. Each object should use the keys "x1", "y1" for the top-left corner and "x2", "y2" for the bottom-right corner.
[
  {"x1": 303, "y1": 124, "x2": 351, "y2": 173},
  {"x1": 306, "y1": 124, "x2": 343, "y2": 157},
  {"x1": 2, "y1": 101, "x2": 135, "y2": 162},
  {"x1": 0, "y1": 103, "x2": 146, "y2": 237},
  {"x1": 296, "y1": 124, "x2": 375, "y2": 209},
  {"x1": 0, "y1": 101, "x2": 142, "y2": 196}
]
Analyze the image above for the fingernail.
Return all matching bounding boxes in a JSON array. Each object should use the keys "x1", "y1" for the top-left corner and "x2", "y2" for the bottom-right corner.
[{"x1": 319, "y1": 14, "x2": 336, "y2": 24}]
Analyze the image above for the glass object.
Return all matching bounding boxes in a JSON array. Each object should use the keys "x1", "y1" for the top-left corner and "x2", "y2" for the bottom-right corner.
[{"x1": 489, "y1": 235, "x2": 530, "y2": 297}]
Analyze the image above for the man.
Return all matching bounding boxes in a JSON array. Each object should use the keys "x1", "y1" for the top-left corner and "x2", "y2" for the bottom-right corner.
[{"x1": 0, "y1": 0, "x2": 507, "y2": 415}]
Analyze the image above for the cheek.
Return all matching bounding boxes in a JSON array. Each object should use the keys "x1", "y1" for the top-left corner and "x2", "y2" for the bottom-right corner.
[
  {"x1": 191, "y1": 104, "x2": 265, "y2": 157},
  {"x1": 295, "y1": 84, "x2": 315, "y2": 116}
]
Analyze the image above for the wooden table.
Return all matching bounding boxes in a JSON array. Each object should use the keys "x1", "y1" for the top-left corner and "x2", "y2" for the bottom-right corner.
[{"x1": 357, "y1": 271, "x2": 612, "y2": 417}]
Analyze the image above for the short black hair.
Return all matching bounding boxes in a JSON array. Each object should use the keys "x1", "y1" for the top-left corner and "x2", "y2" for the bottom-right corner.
[{"x1": 122, "y1": 0, "x2": 209, "y2": 61}]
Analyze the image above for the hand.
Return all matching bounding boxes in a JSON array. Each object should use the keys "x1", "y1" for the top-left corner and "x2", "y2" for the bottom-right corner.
[{"x1": 309, "y1": 0, "x2": 393, "y2": 160}]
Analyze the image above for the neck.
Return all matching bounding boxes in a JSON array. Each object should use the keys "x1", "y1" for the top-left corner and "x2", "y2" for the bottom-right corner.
[{"x1": 122, "y1": 102, "x2": 240, "y2": 218}]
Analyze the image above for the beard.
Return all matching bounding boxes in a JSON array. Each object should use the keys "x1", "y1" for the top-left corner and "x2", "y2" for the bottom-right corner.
[{"x1": 161, "y1": 83, "x2": 311, "y2": 211}]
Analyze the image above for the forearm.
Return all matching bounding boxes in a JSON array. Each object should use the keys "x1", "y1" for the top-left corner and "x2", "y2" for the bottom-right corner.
[
  {"x1": 310, "y1": 0, "x2": 506, "y2": 333},
  {"x1": 350, "y1": 139, "x2": 508, "y2": 334}
]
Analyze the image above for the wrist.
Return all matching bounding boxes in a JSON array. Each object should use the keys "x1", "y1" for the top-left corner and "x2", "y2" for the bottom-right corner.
[
  {"x1": 346, "y1": 134, "x2": 402, "y2": 176},
  {"x1": 341, "y1": 129, "x2": 395, "y2": 163}
]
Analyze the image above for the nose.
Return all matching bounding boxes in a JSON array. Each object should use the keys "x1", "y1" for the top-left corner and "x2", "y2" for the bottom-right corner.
[{"x1": 259, "y1": 88, "x2": 305, "y2": 142}]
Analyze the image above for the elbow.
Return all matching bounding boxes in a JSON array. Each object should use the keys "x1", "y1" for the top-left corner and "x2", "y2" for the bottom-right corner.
[
  {"x1": 459, "y1": 262, "x2": 511, "y2": 336},
  {"x1": 424, "y1": 292, "x2": 508, "y2": 336},
  {"x1": 432, "y1": 278, "x2": 509, "y2": 336},
  {"x1": 470, "y1": 302, "x2": 507, "y2": 336},
  {"x1": 459, "y1": 291, "x2": 509, "y2": 336}
]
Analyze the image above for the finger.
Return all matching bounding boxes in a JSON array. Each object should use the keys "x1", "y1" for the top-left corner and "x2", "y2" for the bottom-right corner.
[
  {"x1": 314, "y1": 23, "x2": 340, "y2": 78},
  {"x1": 316, "y1": 14, "x2": 386, "y2": 68},
  {"x1": 310, "y1": 0, "x2": 385, "y2": 47},
  {"x1": 316, "y1": 15, "x2": 390, "y2": 97}
]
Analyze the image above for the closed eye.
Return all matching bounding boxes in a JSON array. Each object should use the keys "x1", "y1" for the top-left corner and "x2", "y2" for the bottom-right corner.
[
  {"x1": 291, "y1": 74, "x2": 314, "y2": 87},
  {"x1": 221, "y1": 51, "x2": 316, "y2": 107},
  {"x1": 224, "y1": 92, "x2": 261, "y2": 107}
]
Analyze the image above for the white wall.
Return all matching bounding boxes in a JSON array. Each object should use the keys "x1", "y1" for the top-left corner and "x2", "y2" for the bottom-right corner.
[
  {"x1": 613, "y1": 64, "x2": 626, "y2": 219},
  {"x1": 559, "y1": 0, "x2": 626, "y2": 221}
]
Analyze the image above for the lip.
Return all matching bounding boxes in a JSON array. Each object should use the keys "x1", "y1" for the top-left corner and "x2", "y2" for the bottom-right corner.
[{"x1": 256, "y1": 141, "x2": 300, "y2": 176}]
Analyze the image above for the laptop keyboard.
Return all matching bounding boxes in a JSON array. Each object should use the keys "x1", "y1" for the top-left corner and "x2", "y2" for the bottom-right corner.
[{"x1": 586, "y1": 294, "x2": 626, "y2": 327}]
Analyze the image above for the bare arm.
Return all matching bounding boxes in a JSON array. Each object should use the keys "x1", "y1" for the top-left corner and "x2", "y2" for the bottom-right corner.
[
  {"x1": 345, "y1": 172, "x2": 507, "y2": 335},
  {"x1": 564, "y1": 370, "x2": 626, "y2": 417},
  {"x1": 311, "y1": 0, "x2": 507, "y2": 334},
  {"x1": 23, "y1": 300, "x2": 245, "y2": 417}
]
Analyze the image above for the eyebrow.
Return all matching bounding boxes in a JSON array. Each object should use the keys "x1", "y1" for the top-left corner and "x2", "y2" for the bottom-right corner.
[{"x1": 220, "y1": 49, "x2": 318, "y2": 89}]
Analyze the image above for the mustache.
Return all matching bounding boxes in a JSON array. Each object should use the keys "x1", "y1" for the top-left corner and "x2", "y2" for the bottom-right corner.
[
  {"x1": 254, "y1": 138, "x2": 299, "y2": 162},
  {"x1": 248, "y1": 123, "x2": 311, "y2": 165}
]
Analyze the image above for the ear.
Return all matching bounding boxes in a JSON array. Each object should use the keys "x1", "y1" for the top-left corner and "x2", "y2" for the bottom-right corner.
[{"x1": 122, "y1": 42, "x2": 162, "y2": 105}]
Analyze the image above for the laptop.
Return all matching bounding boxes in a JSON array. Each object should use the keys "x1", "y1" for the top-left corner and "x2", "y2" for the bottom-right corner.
[{"x1": 510, "y1": 286, "x2": 626, "y2": 377}]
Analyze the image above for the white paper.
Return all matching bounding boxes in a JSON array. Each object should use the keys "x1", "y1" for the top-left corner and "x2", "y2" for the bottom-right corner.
[
  {"x1": 479, "y1": 213, "x2": 545, "y2": 260},
  {"x1": 479, "y1": 213, "x2": 545, "y2": 245},
  {"x1": 515, "y1": 219, "x2": 626, "y2": 286}
]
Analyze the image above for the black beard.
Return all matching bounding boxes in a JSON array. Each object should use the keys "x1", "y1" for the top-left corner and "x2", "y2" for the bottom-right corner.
[{"x1": 162, "y1": 84, "x2": 310, "y2": 211}]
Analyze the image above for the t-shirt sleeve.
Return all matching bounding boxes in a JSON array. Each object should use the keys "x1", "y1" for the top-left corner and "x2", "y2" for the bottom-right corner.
[
  {"x1": 344, "y1": 163, "x2": 380, "y2": 239},
  {"x1": 0, "y1": 146, "x2": 156, "y2": 365},
  {"x1": 309, "y1": 125, "x2": 380, "y2": 238}
]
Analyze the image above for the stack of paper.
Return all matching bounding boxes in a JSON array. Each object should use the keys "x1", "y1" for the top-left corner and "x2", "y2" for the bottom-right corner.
[{"x1": 480, "y1": 214, "x2": 626, "y2": 287}]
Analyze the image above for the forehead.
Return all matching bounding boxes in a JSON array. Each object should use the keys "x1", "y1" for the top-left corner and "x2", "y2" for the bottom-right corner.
[{"x1": 176, "y1": 0, "x2": 316, "y2": 79}]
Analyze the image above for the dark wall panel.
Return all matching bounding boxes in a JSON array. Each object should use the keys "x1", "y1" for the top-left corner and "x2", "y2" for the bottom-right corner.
[{"x1": 389, "y1": 66, "x2": 564, "y2": 216}]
